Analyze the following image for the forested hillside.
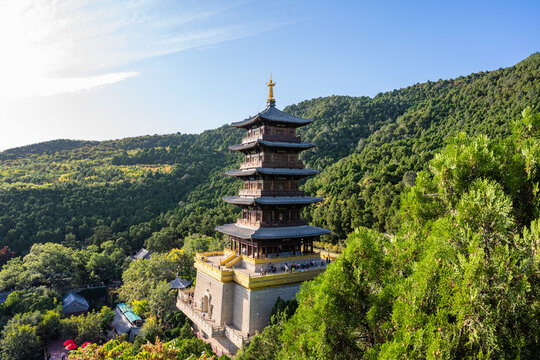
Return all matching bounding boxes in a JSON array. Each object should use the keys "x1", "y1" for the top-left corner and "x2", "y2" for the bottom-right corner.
[
  {"x1": 0, "y1": 53, "x2": 538, "y2": 255},
  {"x1": 239, "y1": 108, "x2": 540, "y2": 359}
]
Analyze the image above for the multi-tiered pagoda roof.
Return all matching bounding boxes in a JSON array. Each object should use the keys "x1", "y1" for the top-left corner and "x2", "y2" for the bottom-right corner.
[{"x1": 216, "y1": 76, "x2": 329, "y2": 253}]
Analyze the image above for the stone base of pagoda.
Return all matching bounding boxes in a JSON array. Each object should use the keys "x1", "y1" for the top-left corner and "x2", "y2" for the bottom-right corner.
[{"x1": 189, "y1": 250, "x2": 329, "y2": 341}]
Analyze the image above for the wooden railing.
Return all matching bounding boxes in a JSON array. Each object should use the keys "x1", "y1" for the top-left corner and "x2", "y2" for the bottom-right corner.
[
  {"x1": 240, "y1": 160, "x2": 303, "y2": 169},
  {"x1": 236, "y1": 218, "x2": 261, "y2": 227},
  {"x1": 242, "y1": 134, "x2": 301, "y2": 144},
  {"x1": 238, "y1": 189, "x2": 304, "y2": 196},
  {"x1": 236, "y1": 218, "x2": 306, "y2": 227}
]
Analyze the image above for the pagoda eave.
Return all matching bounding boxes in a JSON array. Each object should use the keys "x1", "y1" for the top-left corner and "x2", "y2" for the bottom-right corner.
[
  {"x1": 231, "y1": 106, "x2": 313, "y2": 128},
  {"x1": 223, "y1": 195, "x2": 323, "y2": 206},
  {"x1": 215, "y1": 223, "x2": 330, "y2": 240},
  {"x1": 225, "y1": 168, "x2": 319, "y2": 178},
  {"x1": 229, "y1": 140, "x2": 315, "y2": 152}
]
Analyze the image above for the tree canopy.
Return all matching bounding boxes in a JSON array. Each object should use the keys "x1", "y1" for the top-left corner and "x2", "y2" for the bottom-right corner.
[{"x1": 243, "y1": 109, "x2": 540, "y2": 359}]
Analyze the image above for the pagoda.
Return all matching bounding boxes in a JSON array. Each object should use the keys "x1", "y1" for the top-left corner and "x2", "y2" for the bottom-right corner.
[
  {"x1": 176, "y1": 77, "x2": 330, "y2": 355},
  {"x1": 216, "y1": 75, "x2": 329, "y2": 260}
]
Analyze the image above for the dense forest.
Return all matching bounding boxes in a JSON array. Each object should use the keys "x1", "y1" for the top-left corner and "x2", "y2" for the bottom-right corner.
[
  {"x1": 0, "y1": 54, "x2": 538, "y2": 359},
  {"x1": 238, "y1": 108, "x2": 539, "y2": 359},
  {"x1": 1, "y1": 54, "x2": 538, "y2": 256}
]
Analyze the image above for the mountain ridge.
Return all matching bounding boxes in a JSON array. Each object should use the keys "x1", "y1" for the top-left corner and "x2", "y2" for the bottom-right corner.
[{"x1": 0, "y1": 53, "x2": 538, "y2": 253}]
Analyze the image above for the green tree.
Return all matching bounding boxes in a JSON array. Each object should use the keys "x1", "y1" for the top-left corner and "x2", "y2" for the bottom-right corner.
[
  {"x1": 0, "y1": 323, "x2": 42, "y2": 360},
  {"x1": 119, "y1": 250, "x2": 186, "y2": 304},
  {"x1": 133, "y1": 316, "x2": 164, "y2": 347},
  {"x1": 183, "y1": 234, "x2": 224, "y2": 259},
  {"x1": 0, "y1": 286, "x2": 59, "y2": 317},
  {"x1": 18, "y1": 243, "x2": 83, "y2": 289},
  {"x1": 60, "y1": 307, "x2": 114, "y2": 344},
  {"x1": 277, "y1": 113, "x2": 540, "y2": 359},
  {"x1": 145, "y1": 227, "x2": 180, "y2": 253},
  {"x1": 148, "y1": 280, "x2": 175, "y2": 319},
  {"x1": 36, "y1": 309, "x2": 61, "y2": 342}
]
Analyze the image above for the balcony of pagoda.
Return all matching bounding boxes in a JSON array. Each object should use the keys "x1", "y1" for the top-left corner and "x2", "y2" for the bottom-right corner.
[
  {"x1": 236, "y1": 218, "x2": 307, "y2": 228},
  {"x1": 238, "y1": 189, "x2": 304, "y2": 197},
  {"x1": 239, "y1": 160, "x2": 303, "y2": 169},
  {"x1": 241, "y1": 134, "x2": 301, "y2": 144}
]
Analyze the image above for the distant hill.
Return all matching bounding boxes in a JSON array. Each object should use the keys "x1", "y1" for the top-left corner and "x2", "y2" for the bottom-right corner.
[{"x1": 0, "y1": 53, "x2": 538, "y2": 254}]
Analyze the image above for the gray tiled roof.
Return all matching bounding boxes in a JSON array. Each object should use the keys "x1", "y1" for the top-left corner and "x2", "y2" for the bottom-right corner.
[
  {"x1": 133, "y1": 248, "x2": 151, "y2": 260},
  {"x1": 229, "y1": 140, "x2": 315, "y2": 152},
  {"x1": 223, "y1": 196, "x2": 323, "y2": 206},
  {"x1": 169, "y1": 276, "x2": 192, "y2": 289},
  {"x1": 62, "y1": 292, "x2": 89, "y2": 314},
  {"x1": 225, "y1": 168, "x2": 319, "y2": 178},
  {"x1": 113, "y1": 307, "x2": 136, "y2": 334},
  {"x1": 231, "y1": 106, "x2": 313, "y2": 128},
  {"x1": 215, "y1": 223, "x2": 330, "y2": 240}
]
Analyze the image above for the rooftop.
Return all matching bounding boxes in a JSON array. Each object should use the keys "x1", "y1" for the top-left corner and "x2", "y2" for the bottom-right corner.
[
  {"x1": 229, "y1": 140, "x2": 315, "y2": 152},
  {"x1": 194, "y1": 252, "x2": 328, "y2": 289},
  {"x1": 231, "y1": 106, "x2": 313, "y2": 128},
  {"x1": 62, "y1": 292, "x2": 89, "y2": 314},
  {"x1": 133, "y1": 248, "x2": 151, "y2": 260},
  {"x1": 118, "y1": 303, "x2": 142, "y2": 323},
  {"x1": 223, "y1": 195, "x2": 322, "y2": 206},
  {"x1": 215, "y1": 223, "x2": 331, "y2": 240},
  {"x1": 169, "y1": 276, "x2": 192, "y2": 289},
  {"x1": 225, "y1": 167, "x2": 319, "y2": 178}
]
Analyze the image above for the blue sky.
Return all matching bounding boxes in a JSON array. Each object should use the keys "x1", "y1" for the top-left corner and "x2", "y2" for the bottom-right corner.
[{"x1": 0, "y1": 0, "x2": 538, "y2": 150}]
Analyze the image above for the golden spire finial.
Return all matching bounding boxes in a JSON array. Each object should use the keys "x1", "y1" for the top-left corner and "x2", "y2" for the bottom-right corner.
[{"x1": 266, "y1": 73, "x2": 276, "y2": 106}]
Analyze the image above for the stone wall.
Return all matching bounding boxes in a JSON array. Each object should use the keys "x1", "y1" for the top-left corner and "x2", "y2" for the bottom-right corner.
[
  {"x1": 231, "y1": 282, "x2": 301, "y2": 335},
  {"x1": 193, "y1": 271, "x2": 234, "y2": 327},
  {"x1": 248, "y1": 283, "x2": 301, "y2": 334}
]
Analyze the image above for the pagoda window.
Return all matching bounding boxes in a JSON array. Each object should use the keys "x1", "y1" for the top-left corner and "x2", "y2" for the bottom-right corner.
[
  {"x1": 275, "y1": 128, "x2": 284, "y2": 135},
  {"x1": 288, "y1": 128, "x2": 295, "y2": 136},
  {"x1": 277, "y1": 211, "x2": 289, "y2": 221}
]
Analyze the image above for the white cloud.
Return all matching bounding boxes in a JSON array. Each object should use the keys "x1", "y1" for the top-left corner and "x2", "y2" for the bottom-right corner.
[{"x1": 0, "y1": 0, "x2": 268, "y2": 101}]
